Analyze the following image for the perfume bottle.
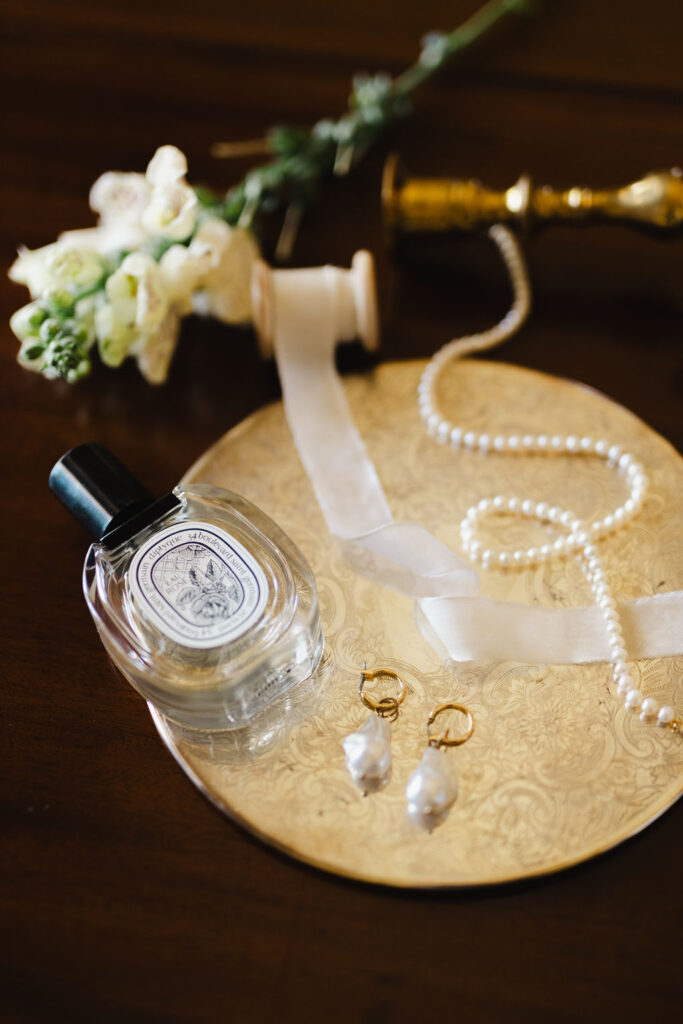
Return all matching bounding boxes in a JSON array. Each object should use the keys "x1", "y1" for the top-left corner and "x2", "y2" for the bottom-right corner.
[{"x1": 50, "y1": 443, "x2": 324, "y2": 730}]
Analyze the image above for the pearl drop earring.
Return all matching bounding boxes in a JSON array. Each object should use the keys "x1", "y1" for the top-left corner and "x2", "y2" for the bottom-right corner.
[
  {"x1": 342, "y1": 663, "x2": 406, "y2": 795},
  {"x1": 406, "y1": 702, "x2": 474, "y2": 831}
]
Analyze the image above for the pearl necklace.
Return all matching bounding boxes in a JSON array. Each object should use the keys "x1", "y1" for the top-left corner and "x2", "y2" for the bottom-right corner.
[{"x1": 418, "y1": 224, "x2": 680, "y2": 732}]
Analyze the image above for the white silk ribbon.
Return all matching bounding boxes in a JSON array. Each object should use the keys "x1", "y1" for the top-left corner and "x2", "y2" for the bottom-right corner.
[{"x1": 267, "y1": 265, "x2": 683, "y2": 665}]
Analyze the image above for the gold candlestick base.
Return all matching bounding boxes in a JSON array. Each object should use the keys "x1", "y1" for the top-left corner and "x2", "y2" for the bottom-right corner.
[{"x1": 382, "y1": 154, "x2": 683, "y2": 234}]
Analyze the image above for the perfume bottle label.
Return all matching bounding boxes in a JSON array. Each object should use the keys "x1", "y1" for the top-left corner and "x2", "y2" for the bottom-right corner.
[{"x1": 129, "y1": 521, "x2": 268, "y2": 649}]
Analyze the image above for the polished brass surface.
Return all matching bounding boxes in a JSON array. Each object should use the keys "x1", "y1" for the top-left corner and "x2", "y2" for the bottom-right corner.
[
  {"x1": 382, "y1": 154, "x2": 683, "y2": 233},
  {"x1": 359, "y1": 666, "x2": 406, "y2": 719},
  {"x1": 152, "y1": 360, "x2": 682, "y2": 888},
  {"x1": 427, "y1": 703, "x2": 474, "y2": 748}
]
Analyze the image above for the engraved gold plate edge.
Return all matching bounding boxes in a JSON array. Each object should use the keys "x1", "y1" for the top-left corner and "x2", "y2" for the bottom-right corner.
[{"x1": 149, "y1": 704, "x2": 681, "y2": 889}]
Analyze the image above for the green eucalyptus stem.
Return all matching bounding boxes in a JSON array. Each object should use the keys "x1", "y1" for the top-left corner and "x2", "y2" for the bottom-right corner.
[{"x1": 394, "y1": 0, "x2": 527, "y2": 95}]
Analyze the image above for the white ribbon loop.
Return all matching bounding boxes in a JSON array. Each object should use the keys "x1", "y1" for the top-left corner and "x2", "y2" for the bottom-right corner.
[{"x1": 338, "y1": 522, "x2": 479, "y2": 599}]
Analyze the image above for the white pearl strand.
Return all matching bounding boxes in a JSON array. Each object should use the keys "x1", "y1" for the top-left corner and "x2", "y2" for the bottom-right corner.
[{"x1": 418, "y1": 224, "x2": 679, "y2": 732}]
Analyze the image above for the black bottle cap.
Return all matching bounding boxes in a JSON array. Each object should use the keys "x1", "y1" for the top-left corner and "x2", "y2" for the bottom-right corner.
[{"x1": 50, "y1": 442, "x2": 157, "y2": 542}]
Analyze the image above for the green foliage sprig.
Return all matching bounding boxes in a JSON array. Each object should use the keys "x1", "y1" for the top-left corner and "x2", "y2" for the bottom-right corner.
[{"x1": 210, "y1": 0, "x2": 533, "y2": 229}]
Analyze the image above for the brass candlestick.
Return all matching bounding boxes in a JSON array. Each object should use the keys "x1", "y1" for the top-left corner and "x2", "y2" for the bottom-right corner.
[{"x1": 382, "y1": 154, "x2": 683, "y2": 234}]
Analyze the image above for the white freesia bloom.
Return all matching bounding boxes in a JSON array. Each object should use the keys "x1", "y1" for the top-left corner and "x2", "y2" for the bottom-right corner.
[
  {"x1": 119, "y1": 252, "x2": 167, "y2": 331},
  {"x1": 158, "y1": 243, "x2": 211, "y2": 314},
  {"x1": 94, "y1": 250, "x2": 186, "y2": 382},
  {"x1": 63, "y1": 171, "x2": 152, "y2": 252},
  {"x1": 46, "y1": 245, "x2": 105, "y2": 288},
  {"x1": 8, "y1": 144, "x2": 262, "y2": 385},
  {"x1": 9, "y1": 241, "x2": 104, "y2": 299},
  {"x1": 96, "y1": 252, "x2": 169, "y2": 369},
  {"x1": 94, "y1": 303, "x2": 135, "y2": 367},
  {"x1": 141, "y1": 186, "x2": 196, "y2": 240},
  {"x1": 62, "y1": 149, "x2": 197, "y2": 251},
  {"x1": 16, "y1": 337, "x2": 47, "y2": 372},
  {"x1": 59, "y1": 172, "x2": 151, "y2": 254},
  {"x1": 141, "y1": 145, "x2": 198, "y2": 241},
  {"x1": 145, "y1": 146, "x2": 188, "y2": 187},
  {"x1": 190, "y1": 218, "x2": 260, "y2": 323},
  {"x1": 8, "y1": 244, "x2": 57, "y2": 297},
  {"x1": 10, "y1": 302, "x2": 45, "y2": 342},
  {"x1": 90, "y1": 171, "x2": 150, "y2": 224},
  {"x1": 135, "y1": 310, "x2": 182, "y2": 385}
]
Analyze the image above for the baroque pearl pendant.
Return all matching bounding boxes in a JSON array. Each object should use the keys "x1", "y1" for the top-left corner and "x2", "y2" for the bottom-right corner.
[
  {"x1": 342, "y1": 715, "x2": 392, "y2": 794},
  {"x1": 405, "y1": 746, "x2": 459, "y2": 831}
]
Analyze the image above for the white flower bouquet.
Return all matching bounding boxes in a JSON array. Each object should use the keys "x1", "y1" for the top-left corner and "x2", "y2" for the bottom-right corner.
[
  {"x1": 7, "y1": 1, "x2": 532, "y2": 385},
  {"x1": 10, "y1": 146, "x2": 258, "y2": 383}
]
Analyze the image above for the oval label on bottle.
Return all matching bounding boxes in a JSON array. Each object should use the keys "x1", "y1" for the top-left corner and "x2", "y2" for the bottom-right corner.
[{"x1": 129, "y1": 521, "x2": 268, "y2": 649}]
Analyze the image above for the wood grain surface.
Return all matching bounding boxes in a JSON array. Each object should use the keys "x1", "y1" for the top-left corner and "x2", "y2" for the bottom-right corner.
[{"x1": 1, "y1": 2, "x2": 681, "y2": 1021}]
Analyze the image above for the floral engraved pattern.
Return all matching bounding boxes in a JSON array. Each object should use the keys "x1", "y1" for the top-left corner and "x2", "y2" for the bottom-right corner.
[
  {"x1": 131, "y1": 522, "x2": 266, "y2": 649},
  {"x1": 155, "y1": 361, "x2": 683, "y2": 887},
  {"x1": 153, "y1": 544, "x2": 242, "y2": 625}
]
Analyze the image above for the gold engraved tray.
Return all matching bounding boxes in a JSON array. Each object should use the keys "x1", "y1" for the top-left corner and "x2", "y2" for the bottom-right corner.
[{"x1": 150, "y1": 359, "x2": 682, "y2": 887}]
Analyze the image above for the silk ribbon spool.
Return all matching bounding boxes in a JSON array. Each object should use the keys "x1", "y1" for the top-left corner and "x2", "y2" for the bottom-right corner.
[
  {"x1": 250, "y1": 251, "x2": 683, "y2": 666},
  {"x1": 252, "y1": 251, "x2": 379, "y2": 360}
]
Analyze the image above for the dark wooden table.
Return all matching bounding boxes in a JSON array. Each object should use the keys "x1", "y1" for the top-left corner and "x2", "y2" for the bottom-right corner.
[{"x1": 1, "y1": 2, "x2": 681, "y2": 1021}]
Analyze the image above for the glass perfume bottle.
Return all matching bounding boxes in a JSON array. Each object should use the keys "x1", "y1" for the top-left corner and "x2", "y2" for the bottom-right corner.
[{"x1": 50, "y1": 443, "x2": 324, "y2": 730}]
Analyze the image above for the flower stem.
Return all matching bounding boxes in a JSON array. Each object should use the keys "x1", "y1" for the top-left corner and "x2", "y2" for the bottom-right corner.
[
  {"x1": 211, "y1": 0, "x2": 534, "y2": 232},
  {"x1": 394, "y1": 0, "x2": 527, "y2": 97}
]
